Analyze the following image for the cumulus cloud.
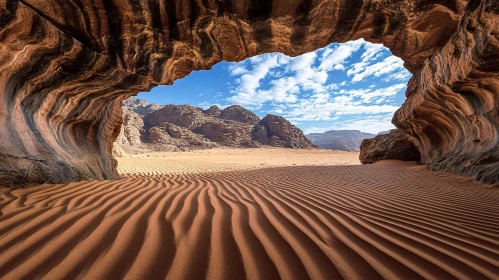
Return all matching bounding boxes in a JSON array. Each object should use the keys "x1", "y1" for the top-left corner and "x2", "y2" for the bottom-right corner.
[
  {"x1": 229, "y1": 51, "x2": 328, "y2": 106},
  {"x1": 350, "y1": 56, "x2": 406, "y2": 82},
  {"x1": 338, "y1": 83, "x2": 406, "y2": 103},
  {"x1": 227, "y1": 54, "x2": 282, "y2": 105},
  {"x1": 304, "y1": 114, "x2": 396, "y2": 134},
  {"x1": 229, "y1": 66, "x2": 248, "y2": 76},
  {"x1": 282, "y1": 84, "x2": 403, "y2": 123},
  {"x1": 222, "y1": 39, "x2": 410, "y2": 133},
  {"x1": 347, "y1": 43, "x2": 385, "y2": 76},
  {"x1": 198, "y1": 101, "x2": 231, "y2": 110},
  {"x1": 319, "y1": 39, "x2": 364, "y2": 71}
]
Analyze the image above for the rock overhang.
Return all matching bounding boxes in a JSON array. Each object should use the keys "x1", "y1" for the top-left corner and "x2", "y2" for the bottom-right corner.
[{"x1": 0, "y1": 0, "x2": 498, "y2": 186}]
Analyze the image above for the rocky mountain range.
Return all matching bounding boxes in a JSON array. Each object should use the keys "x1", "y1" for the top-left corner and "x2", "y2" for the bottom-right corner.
[
  {"x1": 306, "y1": 130, "x2": 377, "y2": 152},
  {"x1": 114, "y1": 99, "x2": 315, "y2": 155},
  {"x1": 122, "y1": 97, "x2": 164, "y2": 116}
]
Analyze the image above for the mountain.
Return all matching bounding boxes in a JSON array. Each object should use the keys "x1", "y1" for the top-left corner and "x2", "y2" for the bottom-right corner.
[
  {"x1": 115, "y1": 99, "x2": 316, "y2": 154},
  {"x1": 122, "y1": 97, "x2": 164, "y2": 116},
  {"x1": 306, "y1": 130, "x2": 376, "y2": 152}
]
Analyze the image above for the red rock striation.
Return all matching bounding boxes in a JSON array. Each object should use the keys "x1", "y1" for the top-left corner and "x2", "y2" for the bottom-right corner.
[{"x1": 0, "y1": 0, "x2": 498, "y2": 186}]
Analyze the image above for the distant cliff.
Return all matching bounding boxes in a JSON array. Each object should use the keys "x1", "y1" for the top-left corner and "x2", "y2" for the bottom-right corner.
[
  {"x1": 115, "y1": 99, "x2": 315, "y2": 154},
  {"x1": 306, "y1": 130, "x2": 376, "y2": 152}
]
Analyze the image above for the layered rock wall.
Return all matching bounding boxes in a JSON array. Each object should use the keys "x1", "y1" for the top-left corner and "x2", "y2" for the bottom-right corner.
[
  {"x1": 0, "y1": 0, "x2": 498, "y2": 185},
  {"x1": 359, "y1": 129, "x2": 421, "y2": 164}
]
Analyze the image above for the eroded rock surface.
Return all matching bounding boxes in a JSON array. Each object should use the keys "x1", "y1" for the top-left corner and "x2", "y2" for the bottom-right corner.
[
  {"x1": 123, "y1": 97, "x2": 164, "y2": 117},
  {"x1": 360, "y1": 129, "x2": 421, "y2": 164},
  {"x1": 1, "y1": 0, "x2": 498, "y2": 185},
  {"x1": 259, "y1": 115, "x2": 316, "y2": 149},
  {"x1": 116, "y1": 110, "x2": 145, "y2": 147},
  {"x1": 112, "y1": 143, "x2": 129, "y2": 158},
  {"x1": 220, "y1": 105, "x2": 261, "y2": 125}
]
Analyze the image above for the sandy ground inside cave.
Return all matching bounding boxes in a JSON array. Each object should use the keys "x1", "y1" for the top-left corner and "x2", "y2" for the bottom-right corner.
[{"x1": 0, "y1": 148, "x2": 498, "y2": 280}]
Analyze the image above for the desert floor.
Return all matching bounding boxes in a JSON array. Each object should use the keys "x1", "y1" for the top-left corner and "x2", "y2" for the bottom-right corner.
[{"x1": 0, "y1": 148, "x2": 498, "y2": 280}]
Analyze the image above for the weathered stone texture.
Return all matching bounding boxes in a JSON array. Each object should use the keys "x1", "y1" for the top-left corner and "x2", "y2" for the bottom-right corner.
[
  {"x1": 360, "y1": 129, "x2": 421, "y2": 164},
  {"x1": 259, "y1": 115, "x2": 316, "y2": 149},
  {"x1": 127, "y1": 103, "x2": 313, "y2": 151}
]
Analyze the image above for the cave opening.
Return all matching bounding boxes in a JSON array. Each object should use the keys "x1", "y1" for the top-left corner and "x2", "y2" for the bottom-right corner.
[
  {"x1": 1, "y1": 0, "x2": 497, "y2": 187},
  {"x1": 1, "y1": 2, "x2": 498, "y2": 279},
  {"x1": 117, "y1": 40, "x2": 413, "y2": 156}
]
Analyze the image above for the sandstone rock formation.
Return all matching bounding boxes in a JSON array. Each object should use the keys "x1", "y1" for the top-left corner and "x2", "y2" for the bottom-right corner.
[
  {"x1": 144, "y1": 105, "x2": 206, "y2": 130},
  {"x1": 204, "y1": 105, "x2": 222, "y2": 117},
  {"x1": 116, "y1": 110, "x2": 145, "y2": 148},
  {"x1": 258, "y1": 115, "x2": 316, "y2": 149},
  {"x1": 219, "y1": 105, "x2": 261, "y2": 125},
  {"x1": 112, "y1": 143, "x2": 129, "y2": 158},
  {"x1": 117, "y1": 101, "x2": 313, "y2": 152},
  {"x1": 1, "y1": 0, "x2": 498, "y2": 186},
  {"x1": 123, "y1": 97, "x2": 164, "y2": 116},
  {"x1": 360, "y1": 129, "x2": 421, "y2": 164},
  {"x1": 307, "y1": 130, "x2": 376, "y2": 152},
  {"x1": 145, "y1": 122, "x2": 218, "y2": 151}
]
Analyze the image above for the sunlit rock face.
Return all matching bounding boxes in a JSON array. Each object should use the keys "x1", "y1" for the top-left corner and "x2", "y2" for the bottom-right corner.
[{"x1": 0, "y1": 0, "x2": 497, "y2": 186}]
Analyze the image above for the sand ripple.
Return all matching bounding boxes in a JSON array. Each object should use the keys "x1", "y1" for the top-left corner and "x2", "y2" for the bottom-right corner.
[{"x1": 0, "y1": 162, "x2": 498, "y2": 279}]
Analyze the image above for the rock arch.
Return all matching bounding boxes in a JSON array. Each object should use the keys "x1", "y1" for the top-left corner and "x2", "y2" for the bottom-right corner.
[{"x1": 0, "y1": 0, "x2": 497, "y2": 186}]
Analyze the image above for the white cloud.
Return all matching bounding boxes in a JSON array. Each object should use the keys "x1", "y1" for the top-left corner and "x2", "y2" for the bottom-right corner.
[
  {"x1": 304, "y1": 114, "x2": 396, "y2": 134},
  {"x1": 282, "y1": 84, "x2": 403, "y2": 122},
  {"x1": 229, "y1": 50, "x2": 328, "y2": 106},
  {"x1": 339, "y1": 83, "x2": 406, "y2": 103},
  {"x1": 347, "y1": 43, "x2": 385, "y2": 76},
  {"x1": 350, "y1": 55, "x2": 405, "y2": 82},
  {"x1": 229, "y1": 66, "x2": 248, "y2": 76},
  {"x1": 221, "y1": 40, "x2": 411, "y2": 134},
  {"x1": 383, "y1": 71, "x2": 412, "y2": 82},
  {"x1": 198, "y1": 101, "x2": 231, "y2": 109},
  {"x1": 319, "y1": 39, "x2": 364, "y2": 72},
  {"x1": 228, "y1": 54, "x2": 282, "y2": 105}
]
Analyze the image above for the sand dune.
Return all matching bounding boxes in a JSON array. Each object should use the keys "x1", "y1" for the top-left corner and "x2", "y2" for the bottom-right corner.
[{"x1": 0, "y1": 150, "x2": 498, "y2": 280}]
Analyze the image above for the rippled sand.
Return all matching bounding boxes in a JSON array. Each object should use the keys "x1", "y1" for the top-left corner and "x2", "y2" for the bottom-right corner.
[{"x1": 0, "y1": 149, "x2": 498, "y2": 279}]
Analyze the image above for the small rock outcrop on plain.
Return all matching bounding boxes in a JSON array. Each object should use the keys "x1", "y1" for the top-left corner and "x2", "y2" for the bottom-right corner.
[
  {"x1": 307, "y1": 130, "x2": 376, "y2": 152},
  {"x1": 258, "y1": 115, "x2": 316, "y2": 149},
  {"x1": 1, "y1": 0, "x2": 498, "y2": 185},
  {"x1": 359, "y1": 130, "x2": 421, "y2": 164},
  {"x1": 115, "y1": 100, "x2": 314, "y2": 152}
]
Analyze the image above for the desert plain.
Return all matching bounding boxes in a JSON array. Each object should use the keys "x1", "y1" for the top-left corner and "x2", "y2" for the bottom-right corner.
[
  {"x1": 0, "y1": 148, "x2": 499, "y2": 279},
  {"x1": 0, "y1": 148, "x2": 498, "y2": 280}
]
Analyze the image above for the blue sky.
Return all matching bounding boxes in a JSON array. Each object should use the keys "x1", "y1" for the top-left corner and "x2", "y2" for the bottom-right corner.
[{"x1": 138, "y1": 39, "x2": 411, "y2": 134}]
